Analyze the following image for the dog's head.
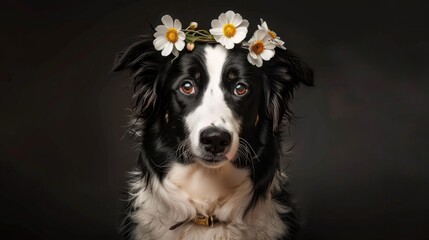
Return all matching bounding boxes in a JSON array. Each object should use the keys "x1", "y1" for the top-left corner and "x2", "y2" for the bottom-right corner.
[{"x1": 114, "y1": 36, "x2": 312, "y2": 167}]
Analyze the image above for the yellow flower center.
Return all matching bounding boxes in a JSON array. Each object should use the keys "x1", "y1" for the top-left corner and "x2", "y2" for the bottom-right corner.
[
  {"x1": 166, "y1": 28, "x2": 179, "y2": 43},
  {"x1": 251, "y1": 41, "x2": 265, "y2": 55},
  {"x1": 268, "y1": 31, "x2": 277, "y2": 39},
  {"x1": 223, "y1": 23, "x2": 236, "y2": 38}
]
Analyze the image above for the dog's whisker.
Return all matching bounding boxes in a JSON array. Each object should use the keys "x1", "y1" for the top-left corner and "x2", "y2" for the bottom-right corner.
[
  {"x1": 174, "y1": 140, "x2": 196, "y2": 164},
  {"x1": 237, "y1": 139, "x2": 258, "y2": 177},
  {"x1": 239, "y1": 138, "x2": 261, "y2": 163}
]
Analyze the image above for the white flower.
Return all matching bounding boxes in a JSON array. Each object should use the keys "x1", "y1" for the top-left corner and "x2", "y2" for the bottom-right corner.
[
  {"x1": 258, "y1": 19, "x2": 286, "y2": 50},
  {"x1": 247, "y1": 30, "x2": 276, "y2": 67},
  {"x1": 209, "y1": 10, "x2": 249, "y2": 49},
  {"x1": 153, "y1": 15, "x2": 186, "y2": 57}
]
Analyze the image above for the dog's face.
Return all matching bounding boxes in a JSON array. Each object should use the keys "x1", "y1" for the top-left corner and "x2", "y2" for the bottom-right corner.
[
  {"x1": 114, "y1": 36, "x2": 313, "y2": 171},
  {"x1": 167, "y1": 45, "x2": 263, "y2": 167}
]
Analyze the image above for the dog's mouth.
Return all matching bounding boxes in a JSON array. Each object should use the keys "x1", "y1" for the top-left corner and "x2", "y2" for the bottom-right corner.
[{"x1": 197, "y1": 153, "x2": 228, "y2": 167}]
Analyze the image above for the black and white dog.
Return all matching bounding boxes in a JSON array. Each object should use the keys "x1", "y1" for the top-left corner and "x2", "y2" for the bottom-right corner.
[{"x1": 114, "y1": 35, "x2": 313, "y2": 239}]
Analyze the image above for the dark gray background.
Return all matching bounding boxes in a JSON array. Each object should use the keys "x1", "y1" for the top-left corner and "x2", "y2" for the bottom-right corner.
[{"x1": 1, "y1": 0, "x2": 428, "y2": 239}]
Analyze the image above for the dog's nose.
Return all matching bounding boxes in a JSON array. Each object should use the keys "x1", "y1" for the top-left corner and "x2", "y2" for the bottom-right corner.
[{"x1": 200, "y1": 128, "x2": 231, "y2": 154}]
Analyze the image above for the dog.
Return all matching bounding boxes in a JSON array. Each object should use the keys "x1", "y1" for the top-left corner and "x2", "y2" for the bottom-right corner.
[{"x1": 113, "y1": 33, "x2": 313, "y2": 239}]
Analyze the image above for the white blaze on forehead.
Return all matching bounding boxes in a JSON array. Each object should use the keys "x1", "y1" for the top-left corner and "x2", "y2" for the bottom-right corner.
[{"x1": 185, "y1": 45, "x2": 240, "y2": 161}]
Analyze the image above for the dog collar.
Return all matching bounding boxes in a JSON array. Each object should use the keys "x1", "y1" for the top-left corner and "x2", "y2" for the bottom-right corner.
[{"x1": 169, "y1": 214, "x2": 220, "y2": 230}]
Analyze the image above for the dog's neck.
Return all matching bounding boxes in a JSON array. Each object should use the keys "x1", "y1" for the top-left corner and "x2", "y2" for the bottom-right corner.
[
  {"x1": 166, "y1": 162, "x2": 251, "y2": 216},
  {"x1": 130, "y1": 158, "x2": 289, "y2": 239}
]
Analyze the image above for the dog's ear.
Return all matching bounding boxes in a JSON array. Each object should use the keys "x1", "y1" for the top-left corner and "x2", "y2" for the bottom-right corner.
[
  {"x1": 113, "y1": 36, "x2": 170, "y2": 119},
  {"x1": 261, "y1": 48, "x2": 314, "y2": 131}
]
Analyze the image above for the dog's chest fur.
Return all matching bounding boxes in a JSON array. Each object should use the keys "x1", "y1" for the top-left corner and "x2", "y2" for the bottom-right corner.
[
  {"x1": 168, "y1": 163, "x2": 250, "y2": 215},
  {"x1": 130, "y1": 163, "x2": 288, "y2": 240}
]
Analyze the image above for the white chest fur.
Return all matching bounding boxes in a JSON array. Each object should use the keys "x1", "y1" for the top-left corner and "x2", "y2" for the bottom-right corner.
[{"x1": 129, "y1": 162, "x2": 288, "y2": 240}]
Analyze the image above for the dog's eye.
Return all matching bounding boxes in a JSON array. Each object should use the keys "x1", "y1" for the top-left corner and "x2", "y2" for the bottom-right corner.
[
  {"x1": 180, "y1": 81, "x2": 195, "y2": 95},
  {"x1": 234, "y1": 83, "x2": 248, "y2": 96}
]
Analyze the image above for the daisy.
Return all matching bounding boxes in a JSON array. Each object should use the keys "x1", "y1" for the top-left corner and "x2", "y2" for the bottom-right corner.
[
  {"x1": 258, "y1": 19, "x2": 286, "y2": 50},
  {"x1": 209, "y1": 11, "x2": 249, "y2": 49},
  {"x1": 247, "y1": 30, "x2": 276, "y2": 67},
  {"x1": 153, "y1": 15, "x2": 186, "y2": 57}
]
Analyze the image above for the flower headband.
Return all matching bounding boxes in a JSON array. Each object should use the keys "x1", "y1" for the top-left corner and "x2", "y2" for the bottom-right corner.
[{"x1": 153, "y1": 10, "x2": 286, "y2": 67}]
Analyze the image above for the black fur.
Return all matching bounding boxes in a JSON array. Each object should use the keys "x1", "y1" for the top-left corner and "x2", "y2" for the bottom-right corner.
[{"x1": 114, "y1": 35, "x2": 313, "y2": 239}]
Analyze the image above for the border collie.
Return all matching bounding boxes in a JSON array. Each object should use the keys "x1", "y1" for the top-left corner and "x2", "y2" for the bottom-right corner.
[{"x1": 113, "y1": 33, "x2": 313, "y2": 239}]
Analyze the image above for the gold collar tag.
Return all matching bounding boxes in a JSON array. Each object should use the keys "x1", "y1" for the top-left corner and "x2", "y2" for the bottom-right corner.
[{"x1": 193, "y1": 214, "x2": 216, "y2": 227}]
